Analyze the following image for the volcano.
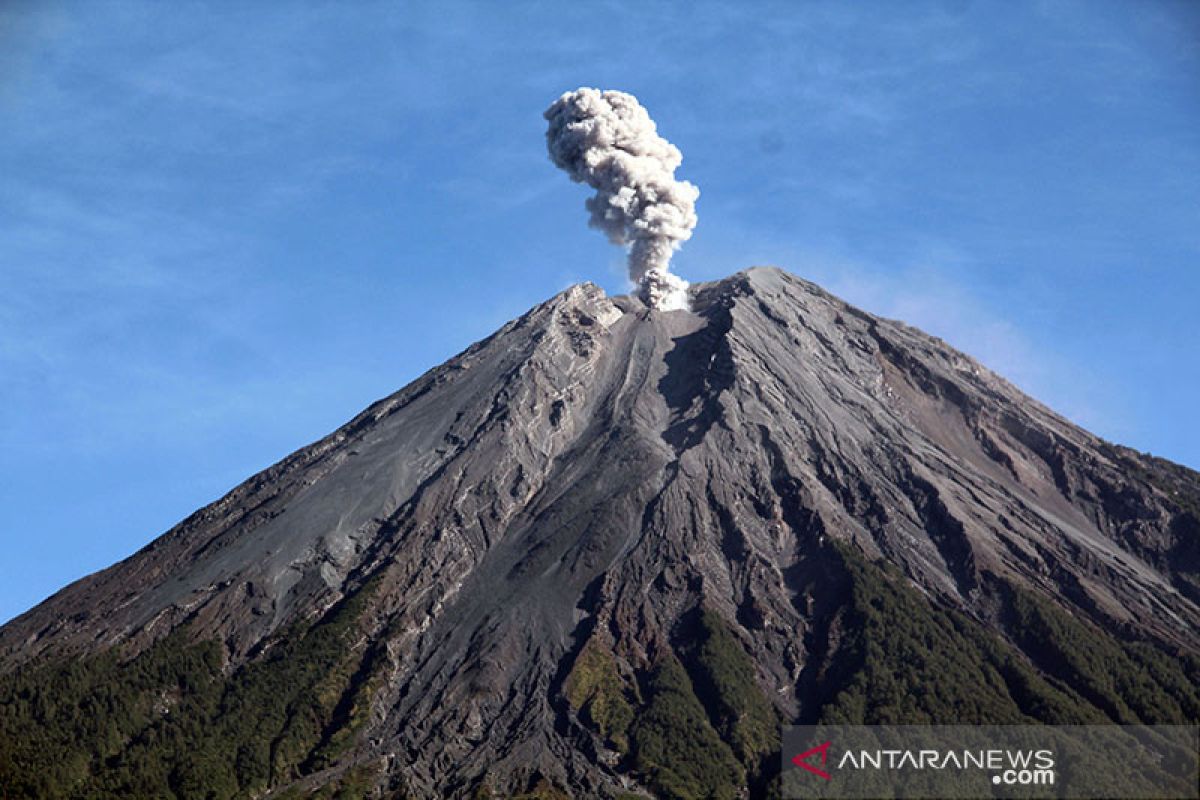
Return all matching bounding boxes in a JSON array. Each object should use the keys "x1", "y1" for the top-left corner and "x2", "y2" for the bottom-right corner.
[{"x1": 1, "y1": 267, "x2": 1197, "y2": 799}]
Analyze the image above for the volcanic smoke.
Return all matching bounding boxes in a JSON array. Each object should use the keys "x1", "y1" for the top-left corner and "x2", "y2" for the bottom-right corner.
[{"x1": 544, "y1": 88, "x2": 698, "y2": 310}]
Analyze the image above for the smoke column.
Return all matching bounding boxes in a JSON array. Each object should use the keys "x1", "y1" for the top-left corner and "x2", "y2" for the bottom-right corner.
[{"x1": 544, "y1": 88, "x2": 698, "y2": 310}]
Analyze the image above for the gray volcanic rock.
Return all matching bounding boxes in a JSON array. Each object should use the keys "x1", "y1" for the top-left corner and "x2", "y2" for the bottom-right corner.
[{"x1": 2, "y1": 267, "x2": 1197, "y2": 797}]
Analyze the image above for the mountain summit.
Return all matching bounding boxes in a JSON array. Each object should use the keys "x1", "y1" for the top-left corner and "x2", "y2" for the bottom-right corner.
[{"x1": 2, "y1": 267, "x2": 1197, "y2": 798}]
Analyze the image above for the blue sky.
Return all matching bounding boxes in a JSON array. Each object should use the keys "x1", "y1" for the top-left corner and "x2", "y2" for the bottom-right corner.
[{"x1": 1, "y1": 0, "x2": 1197, "y2": 624}]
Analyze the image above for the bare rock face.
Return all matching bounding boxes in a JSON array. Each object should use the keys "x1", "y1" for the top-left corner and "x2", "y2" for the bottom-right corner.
[{"x1": 2, "y1": 267, "x2": 1197, "y2": 797}]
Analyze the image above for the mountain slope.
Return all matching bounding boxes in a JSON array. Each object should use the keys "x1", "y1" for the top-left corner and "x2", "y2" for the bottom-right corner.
[{"x1": 1, "y1": 267, "x2": 1197, "y2": 798}]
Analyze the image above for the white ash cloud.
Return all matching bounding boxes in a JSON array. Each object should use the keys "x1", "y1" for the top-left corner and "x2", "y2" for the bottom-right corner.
[
  {"x1": 544, "y1": 88, "x2": 698, "y2": 309},
  {"x1": 640, "y1": 268, "x2": 690, "y2": 311}
]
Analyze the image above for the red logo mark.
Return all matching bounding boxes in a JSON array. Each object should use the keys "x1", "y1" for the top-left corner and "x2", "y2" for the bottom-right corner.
[{"x1": 792, "y1": 740, "x2": 833, "y2": 780}]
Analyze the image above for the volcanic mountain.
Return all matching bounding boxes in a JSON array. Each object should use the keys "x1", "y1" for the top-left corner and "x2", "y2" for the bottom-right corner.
[{"x1": 1, "y1": 267, "x2": 1197, "y2": 799}]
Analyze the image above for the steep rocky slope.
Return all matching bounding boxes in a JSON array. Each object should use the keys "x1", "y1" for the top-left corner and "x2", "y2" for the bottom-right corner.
[{"x1": 1, "y1": 267, "x2": 1197, "y2": 798}]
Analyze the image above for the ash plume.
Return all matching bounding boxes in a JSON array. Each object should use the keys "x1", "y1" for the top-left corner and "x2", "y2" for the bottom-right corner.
[{"x1": 544, "y1": 88, "x2": 698, "y2": 310}]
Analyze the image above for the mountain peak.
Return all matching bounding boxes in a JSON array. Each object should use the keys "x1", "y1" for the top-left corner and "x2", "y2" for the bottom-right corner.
[
  {"x1": 6, "y1": 266, "x2": 1194, "y2": 660},
  {"x1": 2, "y1": 267, "x2": 1197, "y2": 798}
]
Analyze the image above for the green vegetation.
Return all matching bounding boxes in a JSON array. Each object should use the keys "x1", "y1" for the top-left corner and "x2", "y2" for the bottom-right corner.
[
  {"x1": 1004, "y1": 585, "x2": 1200, "y2": 723},
  {"x1": 304, "y1": 634, "x2": 394, "y2": 774},
  {"x1": 631, "y1": 652, "x2": 745, "y2": 800},
  {"x1": 3, "y1": 539, "x2": 1197, "y2": 799},
  {"x1": 0, "y1": 629, "x2": 225, "y2": 798},
  {"x1": 564, "y1": 613, "x2": 779, "y2": 799},
  {"x1": 561, "y1": 543, "x2": 1200, "y2": 800},
  {"x1": 0, "y1": 579, "x2": 383, "y2": 799},
  {"x1": 817, "y1": 546, "x2": 1105, "y2": 724},
  {"x1": 686, "y1": 609, "x2": 778, "y2": 769},
  {"x1": 790, "y1": 548, "x2": 1199, "y2": 799},
  {"x1": 815, "y1": 545, "x2": 1198, "y2": 726},
  {"x1": 564, "y1": 639, "x2": 636, "y2": 753}
]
